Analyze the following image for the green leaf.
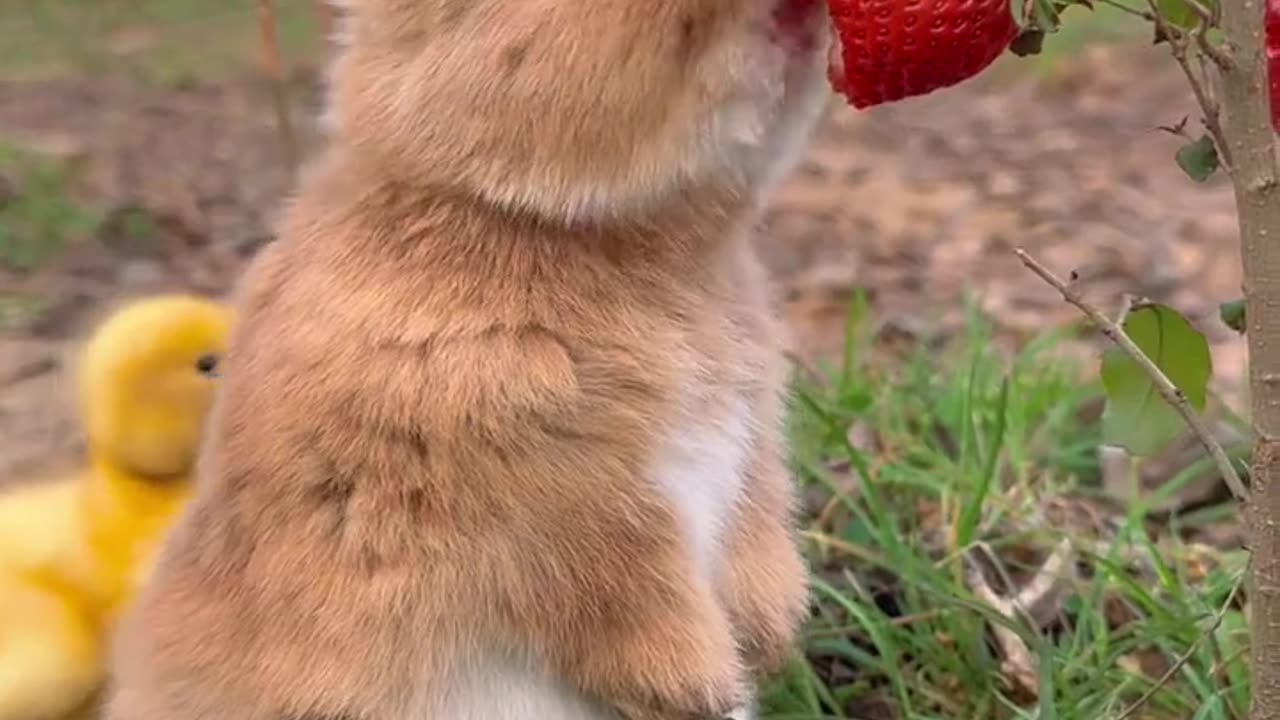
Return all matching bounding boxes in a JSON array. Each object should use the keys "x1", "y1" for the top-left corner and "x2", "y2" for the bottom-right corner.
[
  {"x1": 1031, "y1": 0, "x2": 1061, "y2": 31},
  {"x1": 1157, "y1": 0, "x2": 1195, "y2": 28},
  {"x1": 1157, "y1": 0, "x2": 1218, "y2": 29},
  {"x1": 1175, "y1": 135, "x2": 1219, "y2": 182},
  {"x1": 1100, "y1": 303, "x2": 1212, "y2": 457},
  {"x1": 1219, "y1": 298, "x2": 1246, "y2": 334}
]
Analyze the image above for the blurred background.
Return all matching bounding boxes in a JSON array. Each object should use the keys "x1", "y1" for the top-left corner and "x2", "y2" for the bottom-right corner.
[{"x1": 0, "y1": 2, "x2": 1241, "y2": 480}]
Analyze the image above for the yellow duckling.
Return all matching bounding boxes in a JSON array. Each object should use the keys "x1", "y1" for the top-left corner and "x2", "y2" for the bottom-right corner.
[{"x1": 0, "y1": 294, "x2": 232, "y2": 720}]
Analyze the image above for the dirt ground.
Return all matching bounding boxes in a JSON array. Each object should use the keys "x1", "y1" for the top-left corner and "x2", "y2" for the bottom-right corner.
[{"x1": 0, "y1": 39, "x2": 1244, "y2": 484}]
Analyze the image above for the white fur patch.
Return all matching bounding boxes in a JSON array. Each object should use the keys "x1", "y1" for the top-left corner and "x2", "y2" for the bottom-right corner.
[
  {"x1": 419, "y1": 397, "x2": 756, "y2": 720},
  {"x1": 427, "y1": 658, "x2": 755, "y2": 720},
  {"x1": 427, "y1": 657, "x2": 619, "y2": 720},
  {"x1": 649, "y1": 396, "x2": 754, "y2": 584}
]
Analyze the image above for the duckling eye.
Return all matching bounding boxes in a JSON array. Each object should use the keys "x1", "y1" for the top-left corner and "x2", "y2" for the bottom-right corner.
[{"x1": 195, "y1": 354, "x2": 220, "y2": 377}]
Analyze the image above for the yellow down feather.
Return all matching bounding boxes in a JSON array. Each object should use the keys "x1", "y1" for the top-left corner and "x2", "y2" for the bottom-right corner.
[{"x1": 0, "y1": 295, "x2": 231, "y2": 720}]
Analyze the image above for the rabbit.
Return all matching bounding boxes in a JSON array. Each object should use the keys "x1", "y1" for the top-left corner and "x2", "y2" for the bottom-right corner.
[{"x1": 103, "y1": 1, "x2": 834, "y2": 719}]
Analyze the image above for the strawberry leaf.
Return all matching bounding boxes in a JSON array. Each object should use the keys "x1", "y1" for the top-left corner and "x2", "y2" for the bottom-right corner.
[
  {"x1": 1175, "y1": 134, "x2": 1220, "y2": 182},
  {"x1": 1031, "y1": 0, "x2": 1062, "y2": 30},
  {"x1": 1010, "y1": 0, "x2": 1032, "y2": 27},
  {"x1": 1101, "y1": 304, "x2": 1212, "y2": 457}
]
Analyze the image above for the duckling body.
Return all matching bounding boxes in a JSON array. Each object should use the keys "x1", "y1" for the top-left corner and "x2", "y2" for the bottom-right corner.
[{"x1": 0, "y1": 296, "x2": 230, "y2": 720}]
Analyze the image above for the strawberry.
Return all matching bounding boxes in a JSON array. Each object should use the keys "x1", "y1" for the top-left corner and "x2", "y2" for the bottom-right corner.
[
  {"x1": 826, "y1": 0, "x2": 1019, "y2": 109},
  {"x1": 1268, "y1": 0, "x2": 1280, "y2": 132}
]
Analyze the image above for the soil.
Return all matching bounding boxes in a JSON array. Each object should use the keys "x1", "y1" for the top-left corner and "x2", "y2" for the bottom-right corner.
[{"x1": 0, "y1": 41, "x2": 1244, "y2": 494}]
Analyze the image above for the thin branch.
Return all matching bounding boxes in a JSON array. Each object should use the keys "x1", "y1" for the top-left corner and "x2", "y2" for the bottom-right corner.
[
  {"x1": 1196, "y1": 50, "x2": 1217, "y2": 116},
  {"x1": 1183, "y1": 0, "x2": 1234, "y2": 71},
  {"x1": 1113, "y1": 567, "x2": 1246, "y2": 720},
  {"x1": 983, "y1": 538, "x2": 1076, "y2": 627},
  {"x1": 1144, "y1": 0, "x2": 1186, "y2": 45},
  {"x1": 257, "y1": 0, "x2": 299, "y2": 176},
  {"x1": 1014, "y1": 248, "x2": 1250, "y2": 503},
  {"x1": 1181, "y1": 0, "x2": 1218, "y2": 27},
  {"x1": 1143, "y1": 0, "x2": 1235, "y2": 171},
  {"x1": 964, "y1": 539, "x2": 1075, "y2": 697},
  {"x1": 1208, "y1": 638, "x2": 1249, "y2": 717},
  {"x1": 1213, "y1": 644, "x2": 1250, "y2": 686}
]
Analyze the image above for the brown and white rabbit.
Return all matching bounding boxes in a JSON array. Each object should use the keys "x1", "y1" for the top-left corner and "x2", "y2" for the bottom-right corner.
[{"x1": 104, "y1": 1, "x2": 834, "y2": 718}]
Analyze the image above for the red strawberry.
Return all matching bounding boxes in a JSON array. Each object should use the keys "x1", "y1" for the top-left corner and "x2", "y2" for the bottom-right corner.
[
  {"x1": 826, "y1": 0, "x2": 1019, "y2": 109},
  {"x1": 1268, "y1": 0, "x2": 1280, "y2": 132}
]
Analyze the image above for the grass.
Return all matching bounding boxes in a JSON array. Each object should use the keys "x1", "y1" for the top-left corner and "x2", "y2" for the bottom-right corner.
[
  {"x1": 764, "y1": 296, "x2": 1250, "y2": 719},
  {"x1": 0, "y1": 143, "x2": 97, "y2": 273},
  {"x1": 0, "y1": 0, "x2": 321, "y2": 84}
]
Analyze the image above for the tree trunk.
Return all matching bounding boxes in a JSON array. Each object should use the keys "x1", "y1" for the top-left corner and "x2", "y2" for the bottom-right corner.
[{"x1": 1219, "y1": 1, "x2": 1280, "y2": 717}]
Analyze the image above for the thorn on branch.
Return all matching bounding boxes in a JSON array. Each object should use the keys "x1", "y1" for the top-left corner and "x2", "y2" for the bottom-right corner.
[
  {"x1": 257, "y1": 0, "x2": 299, "y2": 177},
  {"x1": 1158, "y1": 116, "x2": 1191, "y2": 137},
  {"x1": 1013, "y1": 247, "x2": 1250, "y2": 504}
]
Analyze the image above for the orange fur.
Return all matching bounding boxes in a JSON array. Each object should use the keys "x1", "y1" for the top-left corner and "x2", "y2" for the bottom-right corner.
[{"x1": 105, "y1": 1, "x2": 830, "y2": 718}]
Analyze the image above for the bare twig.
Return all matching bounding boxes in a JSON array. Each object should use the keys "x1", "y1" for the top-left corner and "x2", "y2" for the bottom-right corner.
[
  {"x1": 1207, "y1": 627, "x2": 1246, "y2": 720},
  {"x1": 964, "y1": 539, "x2": 1075, "y2": 696},
  {"x1": 1014, "y1": 248, "x2": 1250, "y2": 503},
  {"x1": 1196, "y1": 51, "x2": 1217, "y2": 115},
  {"x1": 1181, "y1": 0, "x2": 1217, "y2": 26},
  {"x1": 1184, "y1": 0, "x2": 1234, "y2": 71},
  {"x1": 257, "y1": 0, "x2": 299, "y2": 175},
  {"x1": 1213, "y1": 644, "x2": 1250, "y2": 686},
  {"x1": 1003, "y1": 538, "x2": 1076, "y2": 627},
  {"x1": 966, "y1": 567, "x2": 1038, "y2": 694},
  {"x1": 1113, "y1": 567, "x2": 1246, "y2": 720}
]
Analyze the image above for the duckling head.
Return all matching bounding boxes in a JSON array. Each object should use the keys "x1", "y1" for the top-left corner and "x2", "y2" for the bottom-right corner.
[{"x1": 76, "y1": 295, "x2": 232, "y2": 479}]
